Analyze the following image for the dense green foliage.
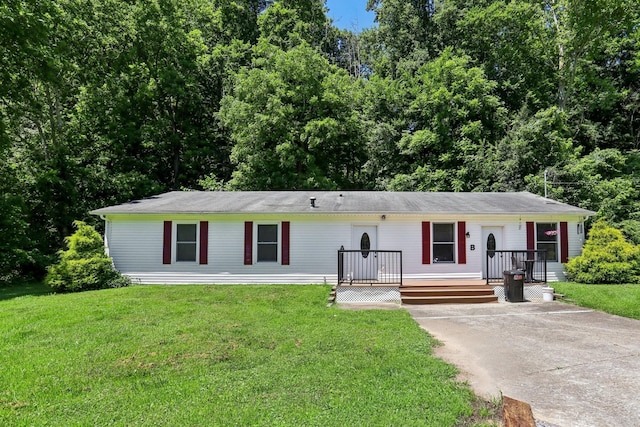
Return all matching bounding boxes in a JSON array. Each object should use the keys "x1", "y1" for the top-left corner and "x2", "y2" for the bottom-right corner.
[
  {"x1": 220, "y1": 42, "x2": 366, "y2": 189},
  {"x1": 45, "y1": 221, "x2": 130, "y2": 292},
  {"x1": 554, "y1": 282, "x2": 640, "y2": 319},
  {"x1": 0, "y1": 194, "x2": 34, "y2": 283},
  {"x1": 2, "y1": 0, "x2": 640, "y2": 278},
  {"x1": 565, "y1": 220, "x2": 640, "y2": 284},
  {"x1": 0, "y1": 285, "x2": 496, "y2": 425}
]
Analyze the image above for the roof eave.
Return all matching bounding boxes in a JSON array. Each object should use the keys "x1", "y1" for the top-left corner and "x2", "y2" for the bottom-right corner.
[{"x1": 91, "y1": 210, "x2": 595, "y2": 216}]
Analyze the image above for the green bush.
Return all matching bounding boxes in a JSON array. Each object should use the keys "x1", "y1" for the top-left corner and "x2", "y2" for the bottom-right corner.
[
  {"x1": 45, "y1": 221, "x2": 130, "y2": 292},
  {"x1": 619, "y1": 220, "x2": 640, "y2": 245},
  {"x1": 565, "y1": 220, "x2": 640, "y2": 284}
]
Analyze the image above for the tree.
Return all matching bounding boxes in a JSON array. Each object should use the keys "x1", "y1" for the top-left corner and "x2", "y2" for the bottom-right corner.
[
  {"x1": 2, "y1": 0, "x2": 83, "y2": 254},
  {"x1": 220, "y1": 42, "x2": 367, "y2": 190},
  {"x1": 437, "y1": 0, "x2": 637, "y2": 112},
  {"x1": 389, "y1": 49, "x2": 506, "y2": 191},
  {"x1": 359, "y1": 74, "x2": 412, "y2": 189},
  {"x1": 435, "y1": 0, "x2": 555, "y2": 112},
  {"x1": 365, "y1": 0, "x2": 439, "y2": 77},
  {"x1": 325, "y1": 28, "x2": 366, "y2": 78},
  {"x1": 526, "y1": 148, "x2": 640, "y2": 222},
  {"x1": 494, "y1": 107, "x2": 575, "y2": 191},
  {"x1": 73, "y1": 0, "x2": 236, "y2": 191},
  {"x1": 258, "y1": 0, "x2": 330, "y2": 51},
  {"x1": 544, "y1": 0, "x2": 636, "y2": 111},
  {"x1": 3, "y1": 0, "x2": 640, "y2": 282},
  {"x1": 567, "y1": 22, "x2": 640, "y2": 153},
  {"x1": 2, "y1": 0, "x2": 265, "y2": 274},
  {"x1": 0, "y1": 190, "x2": 36, "y2": 283}
]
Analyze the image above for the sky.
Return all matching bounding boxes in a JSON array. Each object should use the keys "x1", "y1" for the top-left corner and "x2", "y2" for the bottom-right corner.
[{"x1": 325, "y1": 0, "x2": 376, "y2": 32}]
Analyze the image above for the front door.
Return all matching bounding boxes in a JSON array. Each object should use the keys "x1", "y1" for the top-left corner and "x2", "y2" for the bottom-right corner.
[
  {"x1": 352, "y1": 226, "x2": 378, "y2": 280},
  {"x1": 482, "y1": 227, "x2": 503, "y2": 279}
]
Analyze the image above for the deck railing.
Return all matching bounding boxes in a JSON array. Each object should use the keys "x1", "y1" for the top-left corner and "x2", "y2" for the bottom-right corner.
[
  {"x1": 485, "y1": 250, "x2": 547, "y2": 284},
  {"x1": 338, "y1": 249, "x2": 403, "y2": 285}
]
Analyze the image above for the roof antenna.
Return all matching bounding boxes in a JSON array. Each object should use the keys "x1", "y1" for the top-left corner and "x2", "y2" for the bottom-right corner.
[{"x1": 310, "y1": 197, "x2": 316, "y2": 208}]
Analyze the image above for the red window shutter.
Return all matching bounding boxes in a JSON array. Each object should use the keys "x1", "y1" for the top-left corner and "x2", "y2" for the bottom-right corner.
[
  {"x1": 199, "y1": 221, "x2": 208, "y2": 265},
  {"x1": 457, "y1": 221, "x2": 467, "y2": 264},
  {"x1": 422, "y1": 222, "x2": 431, "y2": 264},
  {"x1": 163, "y1": 221, "x2": 172, "y2": 264},
  {"x1": 282, "y1": 221, "x2": 290, "y2": 265},
  {"x1": 560, "y1": 221, "x2": 569, "y2": 263},
  {"x1": 244, "y1": 221, "x2": 253, "y2": 265},
  {"x1": 526, "y1": 222, "x2": 535, "y2": 251}
]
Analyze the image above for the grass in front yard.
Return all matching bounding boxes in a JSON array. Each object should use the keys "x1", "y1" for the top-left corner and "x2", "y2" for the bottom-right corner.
[
  {"x1": 0, "y1": 281, "x2": 52, "y2": 301},
  {"x1": 0, "y1": 285, "x2": 487, "y2": 426},
  {"x1": 553, "y1": 282, "x2": 640, "y2": 319}
]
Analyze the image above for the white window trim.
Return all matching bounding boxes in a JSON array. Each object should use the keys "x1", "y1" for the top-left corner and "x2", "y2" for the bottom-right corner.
[
  {"x1": 254, "y1": 222, "x2": 280, "y2": 263},
  {"x1": 432, "y1": 222, "x2": 456, "y2": 264},
  {"x1": 536, "y1": 222, "x2": 559, "y2": 263},
  {"x1": 173, "y1": 221, "x2": 199, "y2": 263}
]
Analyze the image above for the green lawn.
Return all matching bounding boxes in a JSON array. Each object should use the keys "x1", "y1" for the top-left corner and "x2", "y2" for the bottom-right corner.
[
  {"x1": 0, "y1": 284, "x2": 494, "y2": 426},
  {"x1": 553, "y1": 282, "x2": 640, "y2": 319}
]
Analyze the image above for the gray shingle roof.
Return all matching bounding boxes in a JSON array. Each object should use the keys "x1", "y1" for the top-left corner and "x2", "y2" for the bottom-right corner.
[{"x1": 91, "y1": 191, "x2": 595, "y2": 216}]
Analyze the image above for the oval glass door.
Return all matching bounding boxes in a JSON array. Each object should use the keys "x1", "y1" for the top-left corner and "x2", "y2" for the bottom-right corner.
[
  {"x1": 360, "y1": 233, "x2": 371, "y2": 258},
  {"x1": 487, "y1": 233, "x2": 496, "y2": 258}
]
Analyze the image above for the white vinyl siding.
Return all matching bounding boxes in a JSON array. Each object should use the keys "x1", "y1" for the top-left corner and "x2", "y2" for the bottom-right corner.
[{"x1": 102, "y1": 213, "x2": 587, "y2": 284}]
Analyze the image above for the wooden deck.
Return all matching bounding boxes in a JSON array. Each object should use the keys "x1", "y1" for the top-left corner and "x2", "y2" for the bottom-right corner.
[
  {"x1": 337, "y1": 279, "x2": 487, "y2": 287},
  {"x1": 335, "y1": 279, "x2": 500, "y2": 304},
  {"x1": 401, "y1": 279, "x2": 488, "y2": 287}
]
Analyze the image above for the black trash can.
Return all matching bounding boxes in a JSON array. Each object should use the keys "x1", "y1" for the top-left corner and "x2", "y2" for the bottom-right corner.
[{"x1": 503, "y1": 270, "x2": 525, "y2": 302}]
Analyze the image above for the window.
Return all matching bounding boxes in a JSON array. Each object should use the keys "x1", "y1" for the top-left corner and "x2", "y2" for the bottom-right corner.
[
  {"x1": 487, "y1": 233, "x2": 496, "y2": 259},
  {"x1": 433, "y1": 223, "x2": 455, "y2": 263},
  {"x1": 176, "y1": 223, "x2": 197, "y2": 262},
  {"x1": 257, "y1": 224, "x2": 278, "y2": 262},
  {"x1": 360, "y1": 232, "x2": 371, "y2": 258},
  {"x1": 536, "y1": 223, "x2": 558, "y2": 262}
]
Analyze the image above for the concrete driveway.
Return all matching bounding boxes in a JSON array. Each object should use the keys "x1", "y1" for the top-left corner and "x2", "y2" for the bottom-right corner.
[{"x1": 405, "y1": 302, "x2": 640, "y2": 427}]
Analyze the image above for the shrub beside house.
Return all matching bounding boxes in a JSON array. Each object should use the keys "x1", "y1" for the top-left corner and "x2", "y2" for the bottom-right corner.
[
  {"x1": 566, "y1": 220, "x2": 640, "y2": 284},
  {"x1": 46, "y1": 221, "x2": 130, "y2": 292}
]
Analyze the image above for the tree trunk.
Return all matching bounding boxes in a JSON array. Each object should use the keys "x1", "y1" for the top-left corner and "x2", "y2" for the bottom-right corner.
[{"x1": 550, "y1": 0, "x2": 566, "y2": 111}]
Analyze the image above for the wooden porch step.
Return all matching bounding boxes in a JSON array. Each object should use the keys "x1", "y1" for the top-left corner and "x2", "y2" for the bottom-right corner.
[
  {"x1": 401, "y1": 279, "x2": 488, "y2": 287},
  {"x1": 401, "y1": 295, "x2": 499, "y2": 304},
  {"x1": 399, "y1": 280, "x2": 498, "y2": 304},
  {"x1": 400, "y1": 287, "x2": 496, "y2": 297},
  {"x1": 328, "y1": 286, "x2": 337, "y2": 306}
]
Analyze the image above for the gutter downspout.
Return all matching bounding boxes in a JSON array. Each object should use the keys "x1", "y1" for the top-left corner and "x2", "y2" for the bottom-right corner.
[{"x1": 99, "y1": 214, "x2": 110, "y2": 257}]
